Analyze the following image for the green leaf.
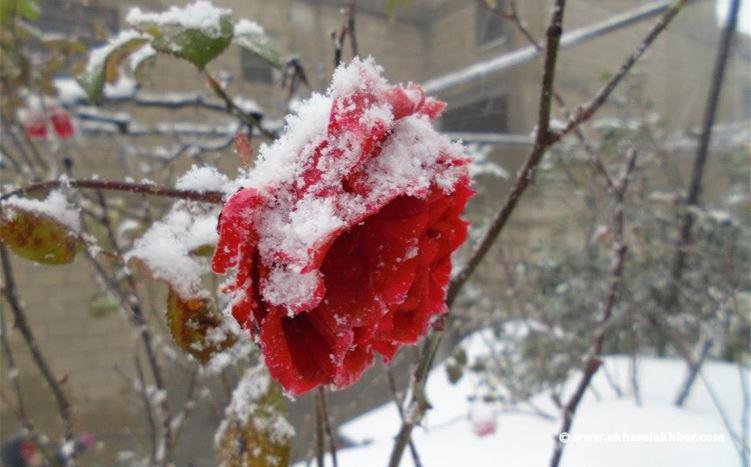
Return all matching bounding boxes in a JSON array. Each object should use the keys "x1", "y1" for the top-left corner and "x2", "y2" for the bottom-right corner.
[
  {"x1": 130, "y1": 14, "x2": 233, "y2": 70},
  {"x1": 445, "y1": 348, "x2": 467, "y2": 385},
  {"x1": 189, "y1": 244, "x2": 215, "y2": 257},
  {"x1": 233, "y1": 20, "x2": 282, "y2": 69},
  {"x1": 0, "y1": 0, "x2": 39, "y2": 26},
  {"x1": 166, "y1": 289, "x2": 236, "y2": 364},
  {"x1": 77, "y1": 32, "x2": 149, "y2": 101},
  {"x1": 0, "y1": 206, "x2": 81, "y2": 265},
  {"x1": 90, "y1": 294, "x2": 120, "y2": 318},
  {"x1": 215, "y1": 367, "x2": 293, "y2": 467},
  {"x1": 16, "y1": 0, "x2": 38, "y2": 21}
]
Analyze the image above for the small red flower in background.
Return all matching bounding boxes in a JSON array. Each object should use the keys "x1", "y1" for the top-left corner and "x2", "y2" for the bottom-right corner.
[
  {"x1": 213, "y1": 58, "x2": 471, "y2": 395},
  {"x1": 22, "y1": 107, "x2": 75, "y2": 140},
  {"x1": 50, "y1": 108, "x2": 75, "y2": 139},
  {"x1": 24, "y1": 116, "x2": 48, "y2": 139},
  {"x1": 470, "y1": 403, "x2": 497, "y2": 437}
]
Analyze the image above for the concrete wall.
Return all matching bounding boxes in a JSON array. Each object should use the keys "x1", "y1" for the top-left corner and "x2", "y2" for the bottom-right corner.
[{"x1": 2, "y1": 0, "x2": 749, "y2": 464}]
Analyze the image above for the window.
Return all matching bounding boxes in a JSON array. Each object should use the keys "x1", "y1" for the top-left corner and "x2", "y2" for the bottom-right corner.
[
  {"x1": 476, "y1": 1, "x2": 505, "y2": 47},
  {"x1": 37, "y1": 0, "x2": 119, "y2": 45},
  {"x1": 241, "y1": 49, "x2": 273, "y2": 84},
  {"x1": 441, "y1": 94, "x2": 509, "y2": 134}
]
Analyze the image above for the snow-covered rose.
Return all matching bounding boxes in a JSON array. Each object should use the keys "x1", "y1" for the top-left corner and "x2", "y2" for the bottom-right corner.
[{"x1": 212, "y1": 58, "x2": 471, "y2": 395}]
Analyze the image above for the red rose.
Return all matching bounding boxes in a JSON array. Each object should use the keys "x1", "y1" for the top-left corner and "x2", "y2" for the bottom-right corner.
[
  {"x1": 212, "y1": 58, "x2": 471, "y2": 395},
  {"x1": 24, "y1": 116, "x2": 47, "y2": 140},
  {"x1": 50, "y1": 108, "x2": 75, "y2": 139}
]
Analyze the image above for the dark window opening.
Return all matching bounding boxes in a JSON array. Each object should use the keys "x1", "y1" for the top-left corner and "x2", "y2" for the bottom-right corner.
[
  {"x1": 241, "y1": 49, "x2": 273, "y2": 84},
  {"x1": 38, "y1": 0, "x2": 119, "y2": 45},
  {"x1": 441, "y1": 94, "x2": 509, "y2": 134}
]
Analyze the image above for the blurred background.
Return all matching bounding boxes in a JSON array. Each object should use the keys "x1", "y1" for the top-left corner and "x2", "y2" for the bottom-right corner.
[{"x1": 0, "y1": 0, "x2": 749, "y2": 465}]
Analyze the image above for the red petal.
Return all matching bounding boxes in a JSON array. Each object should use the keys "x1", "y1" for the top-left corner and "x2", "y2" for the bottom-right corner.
[
  {"x1": 260, "y1": 307, "x2": 333, "y2": 395},
  {"x1": 211, "y1": 188, "x2": 262, "y2": 274}
]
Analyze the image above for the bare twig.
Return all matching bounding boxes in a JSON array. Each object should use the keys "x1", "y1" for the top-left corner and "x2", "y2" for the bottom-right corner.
[
  {"x1": 0, "y1": 287, "x2": 52, "y2": 467},
  {"x1": 0, "y1": 244, "x2": 75, "y2": 444},
  {"x1": 549, "y1": 149, "x2": 637, "y2": 467},
  {"x1": 386, "y1": 369, "x2": 422, "y2": 467},
  {"x1": 281, "y1": 57, "x2": 311, "y2": 100},
  {"x1": 386, "y1": 3, "x2": 568, "y2": 466},
  {"x1": 332, "y1": 0, "x2": 358, "y2": 67},
  {"x1": 316, "y1": 388, "x2": 338, "y2": 467},
  {"x1": 698, "y1": 370, "x2": 748, "y2": 460},
  {"x1": 647, "y1": 313, "x2": 748, "y2": 460},
  {"x1": 1, "y1": 179, "x2": 224, "y2": 204},
  {"x1": 447, "y1": 0, "x2": 567, "y2": 304},
  {"x1": 549, "y1": 0, "x2": 690, "y2": 145},
  {"x1": 314, "y1": 392, "x2": 325, "y2": 467},
  {"x1": 134, "y1": 352, "x2": 158, "y2": 463},
  {"x1": 0, "y1": 142, "x2": 24, "y2": 174},
  {"x1": 739, "y1": 365, "x2": 750, "y2": 467},
  {"x1": 387, "y1": 0, "x2": 689, "y2": 463},
  {"x1": 170, "y1": 369, "x2": 199, "y2": 453},
  {"x1": 477, "y1": 0, "x2": 538, "y2": 49},
  {"x1": 664, "y1": 0, "x2": 740, "y2": 308},
  {"x1": 0, "y1": 297, "x2": 30, "y2": 431},
  {"x1": 346, "y1": 0, "x2": 358, "y2": 57},
  {"x1": 3, "y1": 125, "x2": 42, "y2": 180},
  {"x1": 75, "y1": 198, "x2": 173, "y2": 464},
  {"x1": 81, "y1": 249, "x2": 173, "y2": 465},
  {"x1": 203, "y1": 71, "x2": 277, "y2": 140},
  {"x1": 674, "y1": 338, "x2": 713, "y2": 407}
]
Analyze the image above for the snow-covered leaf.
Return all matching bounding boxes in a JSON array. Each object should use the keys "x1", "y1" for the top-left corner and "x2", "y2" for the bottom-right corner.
[
  {"x1": 77, "y1": 31, "x2": 149, "y2": 101},
  {"x1": 0, "y1": 193, "x2": 82, "y2": 265},
  {"x1": 127, "y1": 1, "x2": 233, "y2": 70},
  {"x1": 233, "y1": 19, "x2": 282, "y2": 69},
  {"x1": 215, "y1": 366, "x2": 293, "y2": 467},
  {"x1": 166, "y1": 289, "x2": 235, "y2": 364},
  {"x1": 125, "y1": 199, "x2": 219, "y2": 299}
]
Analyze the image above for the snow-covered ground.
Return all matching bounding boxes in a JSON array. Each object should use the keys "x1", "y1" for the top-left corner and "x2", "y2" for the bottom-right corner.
[{"x1": 300, "y1": 331, "x2": 748, "y2": 467}]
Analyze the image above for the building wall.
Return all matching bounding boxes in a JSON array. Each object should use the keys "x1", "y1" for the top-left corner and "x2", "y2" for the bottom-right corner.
[{"x1": 2, "y1": 0, "x2": 749, "y2": 463}]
